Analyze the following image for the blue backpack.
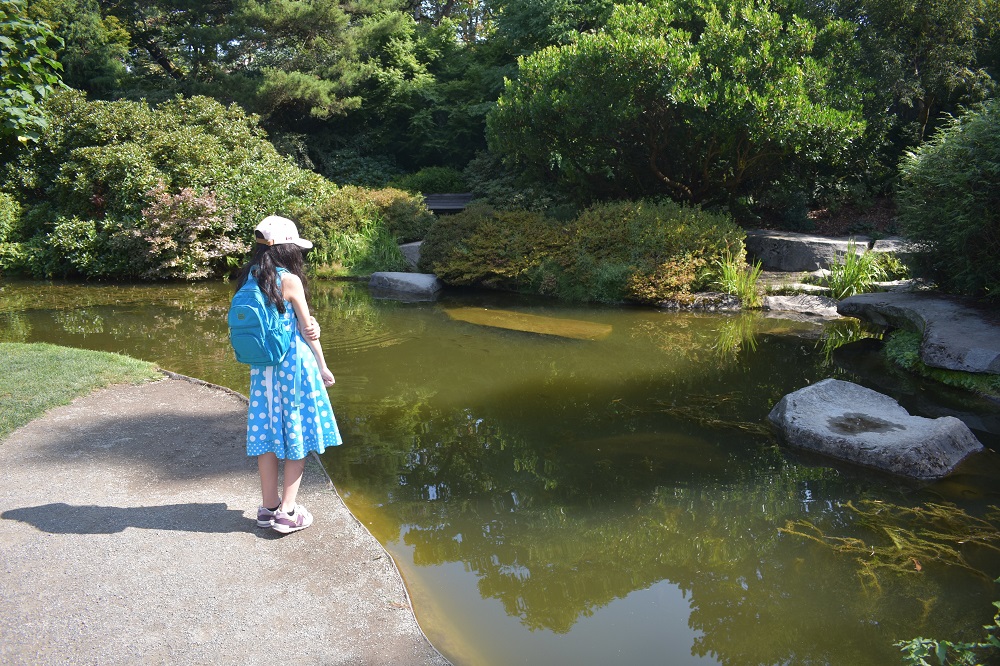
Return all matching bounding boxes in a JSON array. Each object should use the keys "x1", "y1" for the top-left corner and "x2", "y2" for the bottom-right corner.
[{"x1": 227, "y1": 269, "x2": 292, "y2": 366}]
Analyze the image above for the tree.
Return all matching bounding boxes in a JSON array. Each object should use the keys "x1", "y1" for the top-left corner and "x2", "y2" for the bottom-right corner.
[
  {"x1": 0, "y1": 0, "x2": 64, "y2": 144},
  {"x1": 487, "y1": 0, "x2": 866, "y2": 207},
  {"x1": 28, "y1": 0, "x2": 129, "y2": 98}
]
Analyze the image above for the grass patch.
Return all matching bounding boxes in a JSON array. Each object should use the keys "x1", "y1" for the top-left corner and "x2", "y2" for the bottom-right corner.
[
  {"x1": 884, "y1": 330, "x2": 1000, "y2": 399},
  {"x1": 0, "y1": 343, "x2": 161, "y2": 440}
]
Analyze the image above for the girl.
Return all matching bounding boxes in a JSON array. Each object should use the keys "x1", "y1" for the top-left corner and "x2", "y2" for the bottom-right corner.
[{"x1": 236, "y1": 215, "x2": 342, "y2": 534}]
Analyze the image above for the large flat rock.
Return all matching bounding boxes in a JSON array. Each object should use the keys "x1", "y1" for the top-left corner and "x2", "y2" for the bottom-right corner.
[
  {"x1": 838, "y1": 292, "x2": 1000, "y2": 374},
  {"x1": 768, "y1": 379, "x2": 983, "y2": 479},
  {"x1": 746, "y1": 230, "x2": 868, "y2": 271}
]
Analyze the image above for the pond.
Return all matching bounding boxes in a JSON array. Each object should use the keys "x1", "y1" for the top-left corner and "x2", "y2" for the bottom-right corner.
[{"x1": 2, "y1": 279, "x2": 1000, "y2": 665}]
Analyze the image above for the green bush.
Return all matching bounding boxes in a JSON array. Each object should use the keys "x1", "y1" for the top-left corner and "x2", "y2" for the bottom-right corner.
[
  {"x1": 340, "y1": 186, "x2": 434, "y2": 243},
  {"x1": 419, "y1": 204, "x2": 567, "y2": 290},
  {"x1": 897, "y1": 99, "x2": 1000, "y2": 300},
  {"x1": 0, "y1": 90, "x2": 417, "y2": 279},
  {"x1": 290, "y1": 185, "x2": 431, "y2": 273},
  {"x1": 0, "y1": 192, "x2": 19, "y2": 242},
  {"x1": 389, "y1": 167, "x2": 468, "y2": 195},
  {"x1": 420, "y1": 199, "x2": 744, "y2": 304}
]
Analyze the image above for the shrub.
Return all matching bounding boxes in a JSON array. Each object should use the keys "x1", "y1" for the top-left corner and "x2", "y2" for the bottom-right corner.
[
  {"x1": 0, "y1": 90, "x2": 374, "y2": 279},
  {"x1": 137, "y1": 183, "x2": 248, "y2": 279},
  {"x1": 389, "y1": 167, "x2": 468, "y2": 195},
  {"x1": 463, "y1": 151, "x2": 574, "y2": 214},
  {"x1": 290, "y1": 185, "x2": 430, "y2": 273},
  {"x1": 0, "y1": 192, "x2": 19, "y2": 242},
  {"x1": 421, "y1": 198, "x2": 744, "y2": 303},
  {"x1": 897, "y1": 99, "x2": 1000, "y2": 300},
  {"x1": 419, "y1": 204, "x2": 567, "y2": 290},
  {"x1": 339, "y1": 186, "x2": 434, "y2": 243}
]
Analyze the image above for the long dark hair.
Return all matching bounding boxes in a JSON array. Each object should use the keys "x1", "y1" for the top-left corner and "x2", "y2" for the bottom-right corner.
[{"x1": 235, "y1": 231, "x2": 309, "y2": 314}]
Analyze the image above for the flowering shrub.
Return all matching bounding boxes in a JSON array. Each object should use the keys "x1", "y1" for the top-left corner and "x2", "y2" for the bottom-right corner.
[{"x1": 138, "y1": 183, "x2": 248, "y2": 279}]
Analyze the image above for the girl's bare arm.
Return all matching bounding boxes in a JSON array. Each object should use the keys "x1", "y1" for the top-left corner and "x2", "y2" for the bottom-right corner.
[{"x1": 281, "y1": 273, "x2": 335, "y2": 387}]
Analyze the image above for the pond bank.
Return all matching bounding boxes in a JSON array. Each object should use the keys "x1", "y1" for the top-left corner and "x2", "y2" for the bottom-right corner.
[{"x1": 0, "y1": 375, "x2": 449, "y2": 666}]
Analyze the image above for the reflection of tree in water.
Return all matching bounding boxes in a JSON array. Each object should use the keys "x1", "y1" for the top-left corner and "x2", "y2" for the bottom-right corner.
[{"x1": 330, "y1": 369, "x2": 999, "y2": 663}]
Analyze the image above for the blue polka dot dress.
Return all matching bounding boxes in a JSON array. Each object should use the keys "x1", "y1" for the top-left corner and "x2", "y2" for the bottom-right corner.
[{"x1": 245, "y1": 273, "x2": 342, "y2": 460}]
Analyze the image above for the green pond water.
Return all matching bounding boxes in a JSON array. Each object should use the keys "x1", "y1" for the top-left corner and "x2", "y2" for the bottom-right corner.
[{"x1": 3, "y1": 279, "x2": 1000, "y2": 666}]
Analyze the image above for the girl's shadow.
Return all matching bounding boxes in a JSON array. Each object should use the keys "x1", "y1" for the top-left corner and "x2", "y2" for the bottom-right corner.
[{"x1": 2, "y1": 502, "x2": 255, "y2": 534}]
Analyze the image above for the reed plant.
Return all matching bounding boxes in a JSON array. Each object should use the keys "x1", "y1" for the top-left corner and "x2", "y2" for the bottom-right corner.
[
  {"x1": 314, "y1": 214, "x2": 409, "y2": 276},
  {"x1": 826, "y1": 240, "x2": 886, "y2": 299},
  {"x1": 713, "y1": 251, "x2": 764, "y2": 308}
]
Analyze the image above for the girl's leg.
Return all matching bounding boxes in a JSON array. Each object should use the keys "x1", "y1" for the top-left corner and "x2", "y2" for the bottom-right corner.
[
  {"x1": 279, "y1": 457, "x2": 307, "y2": 512},
  {"x1": 257, "y1": 452, "x2": 280, "y2": 508}
]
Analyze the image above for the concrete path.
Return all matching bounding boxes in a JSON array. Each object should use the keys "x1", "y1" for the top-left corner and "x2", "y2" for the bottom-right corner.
[{"x1": 0, "y1": 377, "x2": 450, "y2": 666}]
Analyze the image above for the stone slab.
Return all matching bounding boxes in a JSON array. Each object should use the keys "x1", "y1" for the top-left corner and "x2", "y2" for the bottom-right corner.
[
  {"x1": 838, "y1": 292, "x2": 1000, "y2": 374},
  {"x1": 746, "y1": 230, "x2": 868, "y2": 272},
  {"x1": 399, "y1": 241, "x2": 422, "y2": 270},
  {"x1": 764, "y1": 294, "x2": 841, "y2": 318}
]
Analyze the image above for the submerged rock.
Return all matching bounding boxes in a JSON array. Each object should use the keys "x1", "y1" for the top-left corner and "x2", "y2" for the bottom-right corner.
[
  {"x1": 444, "y1": 306, "x2": 612, "y2": 340},
  {"x1": 768, "y1": 378, "x2": 983, "y2": 479},
  {"x1": 369, "y1": 272, "x2": 443, "y2": 301}
]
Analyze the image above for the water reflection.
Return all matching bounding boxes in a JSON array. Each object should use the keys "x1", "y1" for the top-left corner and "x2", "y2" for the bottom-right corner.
[{"x1": 2, "y1": 279, "x2": 999, "y2": 666}]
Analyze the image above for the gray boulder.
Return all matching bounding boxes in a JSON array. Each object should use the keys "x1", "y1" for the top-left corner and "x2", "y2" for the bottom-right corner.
[
  {"x1": 768, "y1": 379, "x2": 983, "y2": 479},
  {"x1": 838, "y1": 292, "x2": 1000, "y2": 374},
  {"x1": 746, "y1": 230, "x2": 868, "y2": 271},
  {"x1": 369, "y1": 272, "x2": 443, "y2": 301},
  {"x1": 399, "y1": 241, "x2": 422, "y2": 270}
]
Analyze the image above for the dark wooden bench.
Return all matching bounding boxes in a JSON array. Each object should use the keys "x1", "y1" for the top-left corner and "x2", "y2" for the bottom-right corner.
[{"x1": 423, "y1": 193, "x2": 474, "y2": 215}]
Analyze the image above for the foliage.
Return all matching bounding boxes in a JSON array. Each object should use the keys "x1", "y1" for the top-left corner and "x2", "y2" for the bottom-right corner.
[
  {"x1": 884, "y1": 330, "x2": 1000, "y2": 399},
  {"x1": 0, "y1": 90, "x2": 415, "y2": 279},
  {"x1": 463, "y1": 150, "x2": 575, "y2": 215},
  {"x1": 419, "y1": 204, "x2": 565, "y2": 290},
  {"x1": 389, "y1": 166, "x2": 468, "y2": 194},
  {"x1": 137, "y1": 183, "x2": 248, "y2": 280},
  {"x1": 713, "y1": 250, "x2": 763, "y2": 308},
  {"x1": 897, "y1": 99, "x2": 1000, "y2": 300},
  {"x1": 0, "y1": 191, "x2": 19, "y2": 242},
  {"x1": 420, "y1": 198, "x2": 744, "y2": 303},
  {"x1": 0, "y1": 342, "x2": 159, "y2": 440},
  {"x1": 0, "y1": 0, "x2": 64, "y2": 144},
  {"x1": 896, "y1": 599, "x2": 1000, "y2": 666},
  {"x1": 487, "y1": 0, "x2": 867, "y2": 208},
  {"x1": 292, "y1": 184, "x2": 432, "y2": 247},
  {"x1": 826, "y1": 240, "x2": 887, "y2": 299},
  {"x1": 27, "y1": 0, "x2": 129, "y2": 98}
]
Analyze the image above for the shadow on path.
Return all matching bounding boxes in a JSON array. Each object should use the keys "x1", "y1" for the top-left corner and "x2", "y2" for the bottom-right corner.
[{"x1": 2, "y1": 502, "x2": 252, "y2": 534}]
